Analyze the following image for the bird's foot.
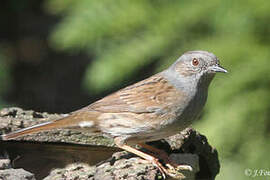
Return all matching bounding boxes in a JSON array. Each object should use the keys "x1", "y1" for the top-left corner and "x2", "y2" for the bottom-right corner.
[
  {"x1": 147, "y1": 148, "x2": 192, "y2": 172},
  {"x1": 138, "y1": 157, "x2": 186, "y2": 179},
  {"x1": 166, "y1": 163, "x2": 192, "y2": 171},
  {"x1": 138, "y1": 143, "x2": 192, "y2": 178},
  {"x1": 165, "y1": 160, "x2": 193, "y2": 171},
  {"x1": 165, "y1": 163, "x2": 193, "y2": 179}
]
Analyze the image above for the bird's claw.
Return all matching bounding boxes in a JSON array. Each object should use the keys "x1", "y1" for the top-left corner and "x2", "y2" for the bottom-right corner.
[
  {"x1": 137, "y1": 155, "x2": 192, "y2": 179},
  {"x1": 165, "y1": 167, "x2": 186, "y2": 179},
  {"x1": 175, "y1": 164, "x2": 193, "y2": 171},
  {"x1": 165, "y1": 160, "x2": 193, "y2": 171},
  {"x1": 164, "y1": 164, "x2": 193, "y2": 179}
]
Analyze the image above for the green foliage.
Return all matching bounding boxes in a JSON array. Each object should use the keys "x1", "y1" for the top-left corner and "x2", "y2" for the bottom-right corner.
[{"x1": 45, "y1": 0, "x2": 270, "y2": 179}]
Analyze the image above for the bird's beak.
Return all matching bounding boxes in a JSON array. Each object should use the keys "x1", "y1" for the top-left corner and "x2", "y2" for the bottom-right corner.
[{"x1": 208, "y1": 64, "x2": 228, "y2": 73}]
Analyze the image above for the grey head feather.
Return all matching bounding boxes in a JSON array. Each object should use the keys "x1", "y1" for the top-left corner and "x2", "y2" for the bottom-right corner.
[{"x1": 161, "y1": 50, "x2": 218, "y2": 93}]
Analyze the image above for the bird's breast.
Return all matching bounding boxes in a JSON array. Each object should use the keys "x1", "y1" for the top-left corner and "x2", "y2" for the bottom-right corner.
[
  {"x1": 160, "y1": 86, "x2": 208, "y2": 132},
  {"x1": 178, "y1": 87, "x2": 208, "y2": 124}
]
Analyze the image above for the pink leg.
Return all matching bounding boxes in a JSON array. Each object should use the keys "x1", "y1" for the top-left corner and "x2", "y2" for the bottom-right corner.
[
  {"x1": 114, "y1": 138, "x2": 186, "y2": 178},
  {"x1": 139, "y1": 143, "x2": 192, "y2": 171}
]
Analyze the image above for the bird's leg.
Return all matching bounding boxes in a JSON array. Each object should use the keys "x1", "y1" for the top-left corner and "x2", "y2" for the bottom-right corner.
[
  {"x1": 114, "y1": 139, "x2": 166, "y2": 179},
  {"x1": 138, "y1": 143, "x2": 171, "y2": 163},
  {"x1": 114, "y1": 138, "x2": 185, "y2": 179},
  {"x1": 138, "y1": 143, "x2": 192, "y2": 171}
]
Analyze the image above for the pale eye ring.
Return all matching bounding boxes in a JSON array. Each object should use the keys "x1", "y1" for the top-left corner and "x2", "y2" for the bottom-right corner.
[{"x1": 192, "y1": 58, "x2": 199, "y2": 66}]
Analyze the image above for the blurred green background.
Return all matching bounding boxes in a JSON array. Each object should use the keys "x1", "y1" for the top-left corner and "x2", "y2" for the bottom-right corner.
[{"x1": 0, "y1": 0, "x2": 270, "y2": 179}]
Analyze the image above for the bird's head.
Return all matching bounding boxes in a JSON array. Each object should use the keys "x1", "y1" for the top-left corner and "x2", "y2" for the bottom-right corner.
[{"x1": 168, "y1": 50, "x2": 227, "y2": 89}]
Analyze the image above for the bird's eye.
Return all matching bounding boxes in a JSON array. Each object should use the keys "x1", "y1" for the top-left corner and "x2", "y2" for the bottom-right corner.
[{"x1": 192, "y1": 58, "x2": 199, "y2": 66}]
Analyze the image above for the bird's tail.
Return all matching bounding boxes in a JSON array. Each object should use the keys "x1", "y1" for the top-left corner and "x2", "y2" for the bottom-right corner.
[{"x1": 0, "y1": 116, "x2": 78, "y2": 140}]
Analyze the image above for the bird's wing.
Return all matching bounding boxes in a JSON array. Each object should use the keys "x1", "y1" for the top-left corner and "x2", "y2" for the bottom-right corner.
[
  {"x1": 86, "y1": 74, "x2": 184, "y2": 114},
  {"x1": 0, "y1": 74, "x2": 184, "y2": 140}
]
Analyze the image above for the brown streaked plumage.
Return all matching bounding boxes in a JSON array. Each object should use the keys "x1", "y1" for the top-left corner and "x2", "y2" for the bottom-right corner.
[{"x1": 0, "y1": 50, "x2": 227, "y2": 178}]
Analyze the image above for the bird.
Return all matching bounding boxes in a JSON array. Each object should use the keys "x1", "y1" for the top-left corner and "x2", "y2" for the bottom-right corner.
[{"x1": 0, "y1": 50, "x2": 227, "y2": 178}]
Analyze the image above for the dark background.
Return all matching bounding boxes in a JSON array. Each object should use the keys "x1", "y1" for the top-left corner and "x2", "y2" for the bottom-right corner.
[
  {"x1": 0, "y1": 0, "x2": 270, "y2": 179},
  {"x1": 1, "y1": 0, "x2": 93, "y2": 112}
]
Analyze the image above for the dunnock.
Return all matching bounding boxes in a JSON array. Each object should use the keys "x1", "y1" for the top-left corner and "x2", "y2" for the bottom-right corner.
[{"x1": 1, "y1": 50, "x2": 227, "y2": 178}]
